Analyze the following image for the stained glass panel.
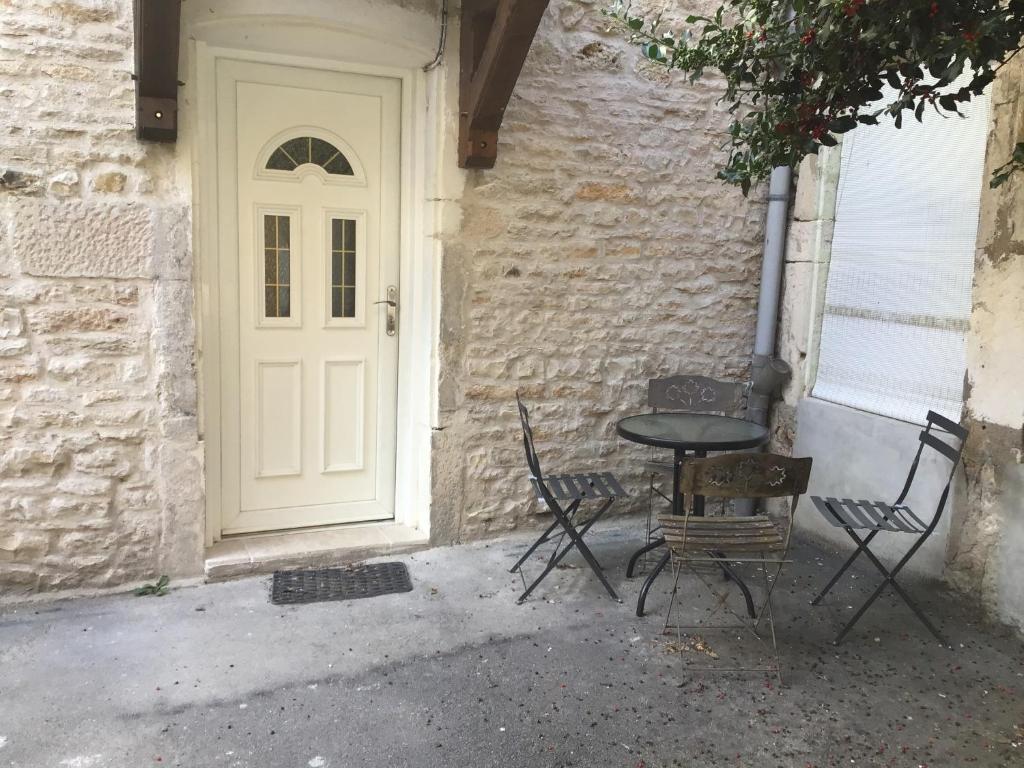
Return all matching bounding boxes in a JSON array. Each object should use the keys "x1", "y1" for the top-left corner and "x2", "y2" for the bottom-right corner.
[
  {"x1": 263, "y1": 214, "x2": 291, "y2": 318},
  {"x1": 264, "y1": 136, "x2": 354, "y2": 176},
  {"x1": 330, "y1": 218, "x2": 357, "y2": 319}
]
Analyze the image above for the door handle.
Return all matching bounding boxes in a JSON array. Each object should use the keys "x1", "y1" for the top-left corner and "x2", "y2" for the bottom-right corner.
[{"x1": 375, "y1": 285, "x2": 398, "y2": 336}]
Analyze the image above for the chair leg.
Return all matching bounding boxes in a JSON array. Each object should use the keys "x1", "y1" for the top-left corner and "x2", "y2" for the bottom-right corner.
[
  {"x1": 509, "y1": 518, "x2": 562, "y2": 574},
  {"x1": 516, "y1": 497, "x2": 619, "y2": 604},
  {"x1": 627, "y1": 536, "x2": 664, "y2": 579},
  {"x1": 759, "y1": 560, "x2": 783, "y2": 686},
  {"x1": 647, "y1": 472, "x2": 655, "y2": 545},
  {"x1": 810, "y1": 528, "x2": 881, "y2": 605},
  {"x1": 885, "y1": 579, "x2": 948, "y2": 645},
  {"x1": 715, "y1": 556, "x2": 757, "y2": 618},
  {"x1": 636, "y1": 550, "x2": 670, "y2": 617},
  {"x1": 557, "y1": 510, "x2": 620, "y2": 602},
  {"x1": 664, "y1": 555, "x2": 683, "y2": 635},
  {"x1": 832, "y1": 528, "x2": 948, "y2": 646}
]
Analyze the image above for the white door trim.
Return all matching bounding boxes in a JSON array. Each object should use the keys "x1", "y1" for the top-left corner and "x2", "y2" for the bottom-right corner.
[{"x1": 192, "y1": 42, "x2": 438, "y2": 546}]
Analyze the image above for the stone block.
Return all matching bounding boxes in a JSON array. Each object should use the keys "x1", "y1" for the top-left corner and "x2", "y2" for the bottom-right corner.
[
  {"x1": 1, "y1": 443, "x2": 67, "y2": 475},
  {"x1": 0, "y1": 308, "x2": 25, "y2": 338},
  {"x1": 44, "y1": 333, "x2": 141, "y2": 356},
  {"x1": 72, "y1": 447, "x2": 131, "y2": 478},
  {"x1": 0, "y1": 168, "x2": 43, "y2": 194},
  {"x1": 90, "y1": 171, "x2": 126, "y2": 193},
  {"x1": 0, "y1": 338, "x2": 29, "y2": 356},
  {"x1": 46, "y1": 356, "x2": 120, "y2": 385},
  {"x1": 47, "y1": 1, "x2": 120, "y2": 25},
  {"x1": 87, "y1": 404, "x2": 148, "y2": 427},
  {"x1": 56, "y1": 474, "x2": 114, "y2": 496},
  {"x1": 0, "y1": 530, "x2": 50, "y2": 562},
  {"x1": 26, "y1": 306, "x2": 132, "y2": 334},
  {"x1": 48, "y1": 170, "x2": 80, "y2": 196},
  {"x1": 45, "y1": 496, "x2": 112, "y2": 528},
  {"x1": 12, "y1": 200, "x2": 154, "y2": 277}
]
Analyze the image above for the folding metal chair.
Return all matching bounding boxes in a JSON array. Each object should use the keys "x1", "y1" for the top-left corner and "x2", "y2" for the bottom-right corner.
[
  {"x1": 660, "y1": 453, "x2": 812, "y2": 683},
  {"x1": 641, "y1": 376, "x2": 748, "y2": 566},
  {"x1": 510, "y1": 392, "x2": 625, "y2": 604},
  {"x1": 809, "y1": 410, "x2": 968, "y2": 646}
]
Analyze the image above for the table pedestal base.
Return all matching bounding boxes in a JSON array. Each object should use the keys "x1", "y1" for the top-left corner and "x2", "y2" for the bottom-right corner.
[{"x1": 629, "y1": 537, "x2": 757, "y2": 619}]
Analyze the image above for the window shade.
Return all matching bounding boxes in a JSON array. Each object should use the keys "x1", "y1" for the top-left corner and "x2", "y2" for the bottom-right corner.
[{"x1": 812, "y1": 82, "x2": 989, "y2": 425}]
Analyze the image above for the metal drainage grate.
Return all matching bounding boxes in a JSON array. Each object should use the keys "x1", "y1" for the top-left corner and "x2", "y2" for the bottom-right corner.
[{"x1": 271, "y1": 562, "x2": 413, "y2": 605}]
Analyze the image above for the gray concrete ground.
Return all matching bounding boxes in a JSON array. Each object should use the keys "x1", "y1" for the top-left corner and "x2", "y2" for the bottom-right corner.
[{"x1": 1, "y1": 523, "x2": 1022, "y2": 768}]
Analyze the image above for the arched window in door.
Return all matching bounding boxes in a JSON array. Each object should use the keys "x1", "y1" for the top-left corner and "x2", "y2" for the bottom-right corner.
[{"x1": 265, "y1": 136, "x2": 354, "y2": 176}]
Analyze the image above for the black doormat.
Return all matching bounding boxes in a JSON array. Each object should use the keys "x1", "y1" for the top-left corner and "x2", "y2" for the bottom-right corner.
[{"x1": 271, "y1": 562, "x2": 413, "y2": 605}]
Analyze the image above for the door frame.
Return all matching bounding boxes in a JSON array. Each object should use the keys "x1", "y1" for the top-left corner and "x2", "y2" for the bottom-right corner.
[{"x1": 192, "y1": 42, "x2": 438, "y2": 546}]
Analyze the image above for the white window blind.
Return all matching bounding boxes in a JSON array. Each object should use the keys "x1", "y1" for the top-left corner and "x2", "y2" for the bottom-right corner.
[{"x1": 812, "y1": 82, "x2": 990, "y2": 425}]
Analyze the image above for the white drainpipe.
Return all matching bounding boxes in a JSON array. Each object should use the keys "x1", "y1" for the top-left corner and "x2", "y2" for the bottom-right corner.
[{"x1": 738, "y1": 164, "x2": 794, "y2": 514}]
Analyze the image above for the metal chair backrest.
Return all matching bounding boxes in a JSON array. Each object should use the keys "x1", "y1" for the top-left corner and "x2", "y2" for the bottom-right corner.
[
  {"x1": 682, "y1": 453, "x2": 812, "y2": 501},
  {"x1": 515, "y1": 392, "x2": 570, "y2": 514},
  {"x1": 893, "y1": 410, "x2": 968, "y2": 532},
  {"x1": 648, "y1": 375, "x2": 747, "y2": 414},
  {"x1": 516, "y1": 391, "x2": 546, "y2": 481}
]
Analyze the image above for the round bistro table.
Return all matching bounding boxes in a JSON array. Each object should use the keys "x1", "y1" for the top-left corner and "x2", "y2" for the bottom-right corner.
[{"x1": 617, "y1": 412, "x2": 770, "y2": 617}]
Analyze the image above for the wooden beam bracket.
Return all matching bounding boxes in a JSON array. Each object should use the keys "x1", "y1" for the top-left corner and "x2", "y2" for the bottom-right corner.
[
  {"x1": 458, "y1": 0, "x2": 549, "y2": 169},
  {"x1": 133, "y1": 0, "x2": 182, "y2": 142}
]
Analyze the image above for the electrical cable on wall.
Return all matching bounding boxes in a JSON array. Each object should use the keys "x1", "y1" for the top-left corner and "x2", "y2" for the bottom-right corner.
[{"x1": 423, "y1": 0, "x2": 449, "y2": 72}]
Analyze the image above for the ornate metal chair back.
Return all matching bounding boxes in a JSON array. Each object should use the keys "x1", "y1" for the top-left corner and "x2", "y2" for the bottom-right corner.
[
  {"x1": 681, "y1": 453, "x2": 812, "y2": 502},
  {"x1": 647, "y1": 375, "x2": 747, "y2": 414}
]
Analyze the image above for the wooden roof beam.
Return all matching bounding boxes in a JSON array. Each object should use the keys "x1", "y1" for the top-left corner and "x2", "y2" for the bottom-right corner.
[
  {"x1": 133, "y1": 0, "x2": 181, "y2": 142},
  {"x1": 459, "y1": 0, "x2": 550, "y2": 168}
]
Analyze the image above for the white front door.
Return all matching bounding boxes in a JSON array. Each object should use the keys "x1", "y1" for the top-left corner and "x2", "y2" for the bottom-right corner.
[{"x1": 215, "y1": 60, "x2": 401, "y2": 536}]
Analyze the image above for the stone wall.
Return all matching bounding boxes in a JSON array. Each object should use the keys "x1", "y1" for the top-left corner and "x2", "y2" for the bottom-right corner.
[
  {"x1": 0, "y1": 0, "x2": 203, "y2": 594},
  {"x1": 0, "y1": 0, "x2": 766, "y2": 594},
  {"x1": 946, "y1": 56, "x2": 1024, "y2": 631},
  {"x1": 433, "y1": 0, "x2": 766, "y2": 542}
]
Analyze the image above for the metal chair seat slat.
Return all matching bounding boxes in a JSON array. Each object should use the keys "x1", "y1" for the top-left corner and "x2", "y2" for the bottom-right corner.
[
  {"x1": 891, "y1": 504, "x2": 928, "y2": 532},
  {"x1": 812, "y1": 496, "x2": 925, "y2": 533},
  {"x1": 854, "y1": 499, "x2": 903, "y2": 531},
  {"x1": 586, "y1": 472, "x2": 613, "y2": 497},
  {"x1": 532, "y1": 471, "x2": 625, "y2": 500}
]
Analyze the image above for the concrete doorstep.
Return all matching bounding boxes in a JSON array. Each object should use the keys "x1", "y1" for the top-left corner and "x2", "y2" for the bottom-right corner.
[{"x1": 0, "y1": 525, "x2": 1021, "y2": 768}]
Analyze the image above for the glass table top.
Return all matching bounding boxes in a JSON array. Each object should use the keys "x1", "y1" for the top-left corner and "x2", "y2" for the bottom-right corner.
[{"x1": 616, "y1": 412, "x2": 769, "y2": 451}]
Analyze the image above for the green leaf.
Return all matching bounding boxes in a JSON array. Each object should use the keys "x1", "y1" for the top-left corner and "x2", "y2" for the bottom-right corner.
[
  {"x1": 942, "y1": 56, "x2": 965, "y2": 82},
  {"x1": 829, "y1": 116, "x2": 858, "y2": 133}
]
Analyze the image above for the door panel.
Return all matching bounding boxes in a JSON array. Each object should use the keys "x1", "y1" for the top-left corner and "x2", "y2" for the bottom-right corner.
[{"x1": 215, "y1": 60, "x2": 401, "y2": 536}]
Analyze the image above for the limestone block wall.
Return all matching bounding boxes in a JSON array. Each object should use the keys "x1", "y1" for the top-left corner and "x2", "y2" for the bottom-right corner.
[
  {"x1": 433, "y1": 0, "x2": 766, "y2": 542},
  {"x1": 0, "y1": 0, "x2": 767, "y2": 594},
  {"x1": 0, "y1": 0, "x2": 203, "y2": 594}
]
